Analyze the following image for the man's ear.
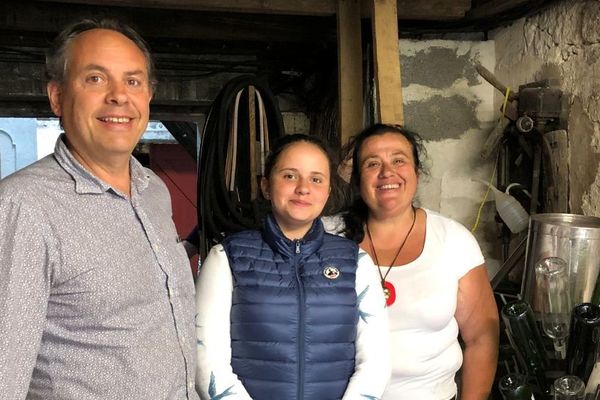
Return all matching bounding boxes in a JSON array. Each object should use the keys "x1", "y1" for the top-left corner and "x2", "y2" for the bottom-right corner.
[
  {"x1": 260, "y1": 176, "x2": 270, "y2": 200},
  {"x1": 148, "y1": 83, "x2": 154, "y2": 102},
  {"x1": 47, "y1": 81, "x2": 63, "y2": 117}
]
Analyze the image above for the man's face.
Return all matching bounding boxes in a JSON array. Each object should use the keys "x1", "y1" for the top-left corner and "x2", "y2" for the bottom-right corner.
[{"x1": 47, "y1": 28, "x2": 152, "y2": 167}]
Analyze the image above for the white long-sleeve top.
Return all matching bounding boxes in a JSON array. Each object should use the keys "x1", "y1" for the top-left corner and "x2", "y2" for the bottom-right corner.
[{"x1": 195, "y1": 244, "x2": 390, "y2": 400}]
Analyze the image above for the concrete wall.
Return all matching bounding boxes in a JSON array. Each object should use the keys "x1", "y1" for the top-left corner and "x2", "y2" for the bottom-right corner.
[
  {"x1": 400, "y1": 39, "x2": 501, "y2": 273},
  {"x1": 492, "y1": 0, "x2": 600, "y2": 215}
]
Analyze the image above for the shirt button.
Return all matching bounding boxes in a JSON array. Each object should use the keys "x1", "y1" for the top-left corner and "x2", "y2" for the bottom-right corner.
[
  {"x1": 188, "y1": 380, "x2": 193, "y2": 389},
  {"x1": 168, "y1": 289, "x2": 174, "y2": 297}
]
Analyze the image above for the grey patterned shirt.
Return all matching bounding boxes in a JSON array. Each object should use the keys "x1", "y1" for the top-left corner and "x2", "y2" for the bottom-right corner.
[{"x1": 0, "y1": 135, "x2": 199, "y2": 400}]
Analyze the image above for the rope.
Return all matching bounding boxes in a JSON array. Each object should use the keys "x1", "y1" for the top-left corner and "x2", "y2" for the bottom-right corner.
[{"x1": 197, "y1": 75, "x2": 285, "y2": 255}]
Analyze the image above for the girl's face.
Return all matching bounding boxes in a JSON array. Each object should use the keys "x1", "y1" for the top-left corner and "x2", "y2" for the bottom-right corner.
[
  {"x1": 261, "y1": 141, "x2": 331, "y2": 239},
  {"x1": 358, "y1": 132, "x2": 418, "y2": 219}
]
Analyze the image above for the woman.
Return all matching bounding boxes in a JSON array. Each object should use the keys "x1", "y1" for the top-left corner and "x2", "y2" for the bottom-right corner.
[
  {"x1": 195, "y1": 134, "x2": 390, "y2": 400},
  {"x1": 341, "y1": 124, "x2": 499, "y2": 400}
]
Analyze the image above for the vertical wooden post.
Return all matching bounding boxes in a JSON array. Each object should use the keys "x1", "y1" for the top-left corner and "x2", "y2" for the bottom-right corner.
[
  {"x1": 337, "y1": 0, "x2": 363, "y2": 145},
  {"x1": 372, "y1": 0, "x2": 404, "y2": 125}
]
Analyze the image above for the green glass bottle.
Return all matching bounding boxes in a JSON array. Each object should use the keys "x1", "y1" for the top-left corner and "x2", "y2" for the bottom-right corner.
[
  {"x1": 566, "y1": 303, "x2": 600, "y2": 383},
  {"x1": 498, "y1": 373, "x2": 535, "y2": 400},
  {"x1": 501, "y1": 300, "x2": 550, "y2": 394}
]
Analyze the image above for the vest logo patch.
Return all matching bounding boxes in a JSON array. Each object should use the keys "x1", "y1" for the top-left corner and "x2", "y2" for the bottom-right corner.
[{"x1": 323, "y1": 265, "x2": 340, "y2": 280}]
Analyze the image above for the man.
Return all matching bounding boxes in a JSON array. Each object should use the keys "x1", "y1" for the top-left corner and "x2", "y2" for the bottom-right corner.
[{"x1": 0, "y1": 19, "x2": 199, "y2": 399}]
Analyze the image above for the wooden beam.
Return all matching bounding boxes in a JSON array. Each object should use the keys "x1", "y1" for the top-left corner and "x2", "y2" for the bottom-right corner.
[
  {"x1": 31, "y1": 0, "x2": 470, "y2": 19},
  {"x1": 34, "y1": 0, "x2": 338, "y2": 16},
  {"x1": 371, "y1": 0, "x2": 403, "y2": 125},
  {"x1": 468, "y1": 0, "x2": 530, "y2": 19},
  {"x1": 0, "y1": 1, "x2": 336, "y2": 43},
  {"x1": 337, "y1": 0, "x2": 363, "y2": 145},
  {"x1": 544, "y1": 129, "x2": 569, "y2": 213},
  {"x1": 362, "y1": 0, "x2": 471, "y2": 20},
  {"x1": 397, "y1": 0, "x2": 470, "y2": 20},
  {"x1": 0, "y1": 96, "x2": 54, "y2": 118}
]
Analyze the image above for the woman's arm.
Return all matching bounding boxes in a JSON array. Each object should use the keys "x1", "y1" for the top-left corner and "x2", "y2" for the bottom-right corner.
[
  {"x1": 195, "y1": 245, "x2": 252, "y2": 400},
  {"x1": 455, "y1": 264, "x2": 499, "y2": 400},
  {"x1": 342, "y1": 251, "x2": 391, "y2": 400}
]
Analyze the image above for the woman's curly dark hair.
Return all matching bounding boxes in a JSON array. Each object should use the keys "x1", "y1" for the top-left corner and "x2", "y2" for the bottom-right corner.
[{"x1": 342, "y1": 123, "x2": 427, "y2": 243}]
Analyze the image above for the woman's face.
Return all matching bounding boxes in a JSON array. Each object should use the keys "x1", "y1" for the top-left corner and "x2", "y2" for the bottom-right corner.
[
  {"x1": 261, "y1": 141, "x2": 331, "y2": 239},
  {"x1": 358, "y1": 132, "x2": 418, "y2": 218}
]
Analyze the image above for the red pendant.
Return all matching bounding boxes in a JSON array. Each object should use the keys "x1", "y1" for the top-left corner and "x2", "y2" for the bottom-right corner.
[{"x1": 382, "y1": 280, "x2": 396, "y2": 306}]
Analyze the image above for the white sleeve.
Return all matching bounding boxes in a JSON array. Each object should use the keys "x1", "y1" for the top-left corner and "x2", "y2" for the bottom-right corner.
[
  {"x1": 447, "y1": 219, "x2": 485, "y2": 279},
  {"x1": 342, "y1": 250, "x2": 391, "y2": 400},
  {"x1": 321, "y1": 214, "x2": 345, "y2": 235},
  {"x1": 195, "y1": 244, "x2": 253, "y2": 400}
]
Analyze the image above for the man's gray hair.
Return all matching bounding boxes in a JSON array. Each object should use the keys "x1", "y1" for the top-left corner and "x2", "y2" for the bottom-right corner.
[{"x1": 45, "y1": 18, "x2": 157, "y2": 88}]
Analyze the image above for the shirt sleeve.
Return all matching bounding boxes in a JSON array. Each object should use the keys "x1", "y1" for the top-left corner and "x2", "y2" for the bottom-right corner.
[
  {"x1": 195, "y1": 244, "x2": 252, "y2": 400},
  {"x1": 446, "y1": 219, "x2": 485, "y2": 279},
  {"x1": 321, "y1": 214, "x2": 345, "y2": 235},
  {"x1": 0, "y1": 197, "x2": 51, "y2": 398},
  {"x1": 342, "y1": 249, "x2": 391, "y2": 400}
]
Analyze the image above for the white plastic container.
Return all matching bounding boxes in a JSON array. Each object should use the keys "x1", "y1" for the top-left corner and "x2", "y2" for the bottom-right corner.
[
  {"x1": 474, "y1": 179, "x2": 530, "y2": 234},
  {"x1": 490, "y1": 186, "x2": 530, "y2": 234}
]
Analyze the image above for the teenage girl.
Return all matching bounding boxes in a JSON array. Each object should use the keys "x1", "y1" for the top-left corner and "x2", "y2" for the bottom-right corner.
[{"x1": 195, "y1": 134, "x2": 390, "y2": 400}]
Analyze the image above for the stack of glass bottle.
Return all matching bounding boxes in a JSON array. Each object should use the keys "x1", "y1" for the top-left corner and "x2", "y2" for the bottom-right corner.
[{"x1": 499, "y1": 255, "x2": 600, "y2": 399}]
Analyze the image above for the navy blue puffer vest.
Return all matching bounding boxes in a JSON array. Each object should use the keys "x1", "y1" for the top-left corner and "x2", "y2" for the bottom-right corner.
[{"x1": 222, "y1": 215, "x2": 359, "y2": 400}]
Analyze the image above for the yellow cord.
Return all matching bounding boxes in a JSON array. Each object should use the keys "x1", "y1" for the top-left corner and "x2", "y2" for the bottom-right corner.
[
  {"x1": 473, "y1": 88, "x2": 509, "y2": 232},
  {"x1": 501, "y1": 87, "x2": 511, "y2": 116},
  {"x1": 471, "y1": 151, "x2": 499, "y2": 233}
]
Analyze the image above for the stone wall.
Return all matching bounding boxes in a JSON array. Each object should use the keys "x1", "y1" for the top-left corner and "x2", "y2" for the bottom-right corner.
[
  {"x1": 400, "y1": 39, "x2": 500, "y2": 274},
  {"x1": 492, "y1": 0, "x2": 600, "y2": 215}
]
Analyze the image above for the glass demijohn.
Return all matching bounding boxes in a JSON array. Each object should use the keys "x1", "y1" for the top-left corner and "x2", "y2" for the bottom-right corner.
[{"x1": 535, "y1": 257, "x2": 571, "y2": 359}]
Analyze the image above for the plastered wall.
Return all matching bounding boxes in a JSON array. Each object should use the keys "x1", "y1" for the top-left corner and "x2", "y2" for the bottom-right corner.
[
  {"x1": 400, "y1": 39, "x2": 501, "y2": 273},
  {"x1": 492, "y1": 0, "x2": 600, "y2": 215}
]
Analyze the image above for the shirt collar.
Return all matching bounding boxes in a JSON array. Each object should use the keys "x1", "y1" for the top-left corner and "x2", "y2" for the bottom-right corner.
[{"x1": 53, "y1": 134, "x2": 150, "y2": 197}]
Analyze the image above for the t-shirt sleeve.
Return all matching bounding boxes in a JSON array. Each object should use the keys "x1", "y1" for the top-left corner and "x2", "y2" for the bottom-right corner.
[{"x1": 445, "y1": 219, "x2": 485, "y2": 279}]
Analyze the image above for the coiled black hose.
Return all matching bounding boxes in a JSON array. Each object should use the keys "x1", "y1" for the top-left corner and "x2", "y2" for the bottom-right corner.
[{"x1": 197, "y1": 75, "x2": 284, "y2": 256}]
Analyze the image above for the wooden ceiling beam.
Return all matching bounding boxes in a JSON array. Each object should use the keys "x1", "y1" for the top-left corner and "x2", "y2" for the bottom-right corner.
[
  {"x1": 34, "y1": 0, "x2": 338, "y2": 16},
  {"x1": 467, "y1": 0, "x2": 530, "y2": 19},
  {"x1": 366, "y1": 0, "x2": 471, "y2": 20},
  {"x1": 0, "y1": 1, "x2": 336, "y2": 43},
  {"x1": 33, "y1": 0, "x2": 471, "y2": 19}
]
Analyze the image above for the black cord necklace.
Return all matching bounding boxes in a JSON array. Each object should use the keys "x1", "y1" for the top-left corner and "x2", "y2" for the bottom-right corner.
[{"x1": 366, "y1": 206, "x2": 417, "y2": 305}]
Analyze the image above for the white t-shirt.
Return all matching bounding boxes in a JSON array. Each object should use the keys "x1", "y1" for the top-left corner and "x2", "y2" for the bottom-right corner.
[{"x1": 324, "y1": 209, "x2": 485, "y2": 400}]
